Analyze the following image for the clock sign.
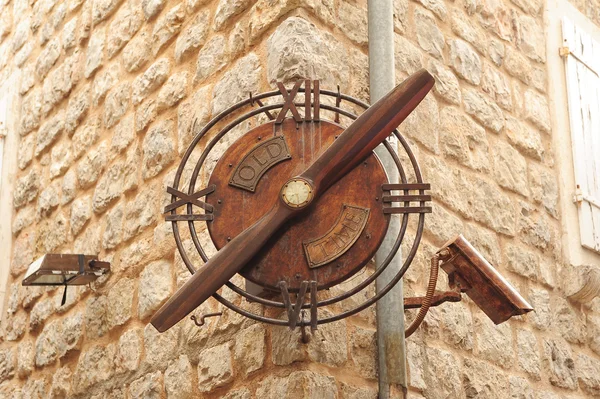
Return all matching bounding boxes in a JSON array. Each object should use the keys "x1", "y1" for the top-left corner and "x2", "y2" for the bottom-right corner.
[{"x1": 152, "y1": 70, "x2": 435, "y2": 334}]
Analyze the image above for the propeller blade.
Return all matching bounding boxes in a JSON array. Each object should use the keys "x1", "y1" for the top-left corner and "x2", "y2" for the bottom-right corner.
[
  {"x1": 301, "y1": 69, "x2": 434, "y2": 192},
  {"x1": 150, "y1": 70, "x2": 435, "y2": 332}
]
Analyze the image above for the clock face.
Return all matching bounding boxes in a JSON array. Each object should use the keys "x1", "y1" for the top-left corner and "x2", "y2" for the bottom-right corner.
[
  {"x1": 281, "y1": 179, "x2": 313, "y2": 208},
  {"x1": 205, "y1": 119, "x2": 390, "y2": 291}
]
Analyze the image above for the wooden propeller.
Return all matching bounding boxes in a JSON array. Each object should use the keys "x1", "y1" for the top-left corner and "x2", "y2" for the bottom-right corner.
[{"x1": 151, "y1": 69, "x2": 435, "y2": 332}]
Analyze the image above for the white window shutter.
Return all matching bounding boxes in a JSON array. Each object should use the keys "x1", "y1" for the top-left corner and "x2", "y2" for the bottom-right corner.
[{"x1": 562, "y1": 17, "x2": 600, "y2": 253}]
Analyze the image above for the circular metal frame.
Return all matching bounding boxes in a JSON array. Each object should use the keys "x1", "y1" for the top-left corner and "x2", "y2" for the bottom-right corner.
[{"x1": 168, "y1": 86, "x2": 427, "y2": 327}]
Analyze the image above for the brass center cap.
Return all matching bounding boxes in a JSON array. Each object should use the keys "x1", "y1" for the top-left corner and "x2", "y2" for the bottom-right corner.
[{"x1": 280, "y1": 178, "x2": 314, "y2": 209}]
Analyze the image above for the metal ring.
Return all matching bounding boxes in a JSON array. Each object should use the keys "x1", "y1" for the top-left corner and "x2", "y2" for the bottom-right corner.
[{"x1": 168, "y1": 86, "x2": 426, "y2": 326}]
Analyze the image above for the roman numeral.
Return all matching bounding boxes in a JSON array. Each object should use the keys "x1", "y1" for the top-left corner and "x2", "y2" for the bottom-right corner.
[
  {"x1": 165, "y1": 214, "x2": 214, "y2": 222},
  {"x1": 276, "y1": 81, "x2": 302, "y2": 124},
  {"x1": 275, "y1": 80, "x2": 321, "y2": 124},
  {"x1": 164, "y1": 185, "x2": 216, "y2": 222},
  {"x1": 279, "y1": 280, "x2": 317, "y2": 331},
  {"x1": 381, "y1": 183, "x2": 432, "y2": 214}
]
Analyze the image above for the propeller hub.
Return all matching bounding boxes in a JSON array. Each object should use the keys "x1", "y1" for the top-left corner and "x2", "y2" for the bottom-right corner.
[{"x1": 280, "y1": 178, "x2": 315, "y2": 209}]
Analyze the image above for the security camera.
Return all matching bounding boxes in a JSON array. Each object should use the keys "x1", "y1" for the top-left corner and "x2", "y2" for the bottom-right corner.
[{"x1": 436, "y1": 235, "x2": 533, "y2": 324}]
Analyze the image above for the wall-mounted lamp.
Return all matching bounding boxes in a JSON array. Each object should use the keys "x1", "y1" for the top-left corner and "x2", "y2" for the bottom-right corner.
[
  {"x1": 404, "y1": 234, "x2": 533, "y2": 337},
  {"x1": 22, "y1": 255, "x2": 110, "y2": 304},
  {"x1": 437, "y1": 235, "x2": 533, "y2": 324}
]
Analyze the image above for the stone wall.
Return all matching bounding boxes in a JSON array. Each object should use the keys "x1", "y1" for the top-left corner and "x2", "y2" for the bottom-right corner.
[{"x1": 0, "y1": 0, "x2": 599, "y2": 398}]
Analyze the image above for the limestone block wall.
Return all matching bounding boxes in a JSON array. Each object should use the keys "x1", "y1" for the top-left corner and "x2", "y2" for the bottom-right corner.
[{"x1": 0, "y1": 0, "x2": 598, "y2": 398}]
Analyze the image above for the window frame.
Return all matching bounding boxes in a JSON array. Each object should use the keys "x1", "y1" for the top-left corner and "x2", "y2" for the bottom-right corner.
[{"x1": 547, "y1": 0, "x2": 600, "y2": 266}]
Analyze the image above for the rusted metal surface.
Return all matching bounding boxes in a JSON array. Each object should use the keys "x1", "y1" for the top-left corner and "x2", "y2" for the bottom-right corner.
[
  {"x1": 382, "y1": 195, "x2": 431, "y2": 202},
  {"x1": 437, "y1": 234, "x2": 533, "y2": 324},
  {"x1": 190, "y1": 312, "x2": 222, "y2": 327},
  {"x1": 207, "y1": 119, "x2": 389, "y2": 291},
  {"x1": 249, "y1": 92, "x2": 275, "y2": 120},
  {"x1": 164, "y1": 185, "x2": 215, "y2": 213},
  {"x1": 403, "y1": 290, "x2": 462, "y2": 309},
  {"x1": 164, "y1": 214, "x2": 214, "y2": 221},
  {"x1": 303, "y1": 204, "x2": 370, "y2": 269},
  {"x1": 157, "y1": 76, "x2": 431, "y2": 330},
  {"x1": 382, "y1": 183, "x2": 432, "y2": 215},
  {"x1": 275, "y1": 81, "x2": 303, "y2": 123},
  {"x1": 229, "y1": 135, "x2": 291, "y2": 192},
  {"x1": 381, "y1": 183, "x2": 430, "y2": 191}
]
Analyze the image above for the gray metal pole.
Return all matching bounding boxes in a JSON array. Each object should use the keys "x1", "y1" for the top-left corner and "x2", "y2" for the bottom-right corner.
[{"x1": 368, "y1": 1, "x2": 408, "y2": 398}]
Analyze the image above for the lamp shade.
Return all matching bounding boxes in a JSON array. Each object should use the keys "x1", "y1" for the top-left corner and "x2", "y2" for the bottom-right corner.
[{"x1": 22, "y1": 254, "x2": 110, "y2": 286}]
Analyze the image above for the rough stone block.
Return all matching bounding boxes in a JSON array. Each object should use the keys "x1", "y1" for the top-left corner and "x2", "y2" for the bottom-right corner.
[
  {"x1": 93, "y1": 63, "x2": 120, "y2": 107},
  {"x1": 37, "y1": 181, "x2": 60, "y2": 217},
  {"x1": 481, "y1": 62, "x2": 512, "y2": 110},
  {"x1": 144, "y1": 323, "x2": 180, "y2": 366},
  {"x1": 177, "y1": 85, "x2": 211, "y2": 154},
  {"x1": 267, "y1": 17, "x2": 349, "y2": 87},
  {"x1": 577, "y1": 354, "x2": 600, "y2": 396},
  {"x1": 14, "y1": 169, "x2": 40, "y2": 208},
  {"x1": 175, "y1": 10, "x2": 209, "y2": 63},
  {"x1": 142, "y1": 119, "x2": 175, "y2": 179},
  {"x1": 165, "y1": 355, "x2": 193, "y2": 399},
  {"x1": 152, "y1": 3, "x2": 185, "y2": 56},
  {"x1": 514, "y1": 14, "x2": 545, "y2": 62},
  {"x1": 107, "y1": 0, "x2": 143, "y2": 58},
  {"x1": 337, "y1": 1, "x2": 367, "y2": 46},
  {"x1": 157, "y1": 71, "x2": 188, "y2": 111},
  {"x1": 35, "y1": 111, "x2": 65, "y2": 157},
  {"x1": 428, "y1": 59, "x2": 460, "y2": 105},
  {"x1": 493, "y1": 141, "x2": 528, "y2": 196},
  {"x1": 142, "y1": 0, "x2": 165, "y2": 20},
  {"x1": 103, "y1": 82, "x2": 130, "y2": 128},
  {"x1": 234, "y1": 324, "x2": 265, "y2": 376},
  {"x1": 214, "y1": 0, "x2": 251, "y2": 31},
  {"x1": 449, "y1": 39, "x2": 481, "y2": 85},
  {"x1": 77, "y1": 141, "x2": 107, "y2": 189},
  {"x1": 130, "y1": 371, "x2": 163, "y2": 399},
  {"x1": 504, "y1": 46, "x2": 532, "y2": 85},
  {"x1": 528, "y1": 288, "x2": 550, "y2": 330},
  {"x1": 194, "y1": 35, "x2": 228, "y2": 85},
  {"x1": 85, "y1": 295, "x2": 109, "y2": 339},
  {"x1": 524, "y1": 89, "x2": 551, "y2": 133},
  {"x1": 49, "y1": 366, "x2": 72, "y2": 398},
  {"x1": 463, "y1": 358, "x2": 509, "y2": 398},
  {"x1": 20, "y1": 88, "x2": 42, "y2": 136},
  {"x1": 85, "y1": 27, "x2": 105, "y2": 78},
  {"x1": 440, "y1": 106, "x2": 489, "y2": 171},
  {"x1": 399, "y1": 93, "x2": 440, "y2": 153},
  {"x1": 6, "y1": 312, "x2": 27, "y2": 341},
  {"x1": 423, "y1": 347, "x2": 461, "y2": 398},
  {"x1": 139, "y1": 260, "x2": 173, "y2": 319},
  {"x1": 517, "y1": 328, "x2": 541, "y2": 380},
  {"x1": 133, "y1": 58, "x2": 170, "y2": 105},
  {"x1": 116, "y1": 328, "x2": 142, "y2": 373},
  {"x1": 197, "y1": 343, "x2": 233, "y2": 392},
  {"x1": 544, "y1": 338, "x2": 578, "y2": 390},
  {"x1": 122, "y1": 30, "x2": 151, "y2": 72},
  {"x1": 107, "y1": 278, "x2": 135, "y2": 328},
  {"x1": 416, "y1": 9, "x2": 444, "y2": 59},
  {"x1": 463, "y1": 88, "x2": 504, "y2": 133},
  {"x1": 70, "y1": 195, "x2": 91, "y2": 235},
  {"x1": 72, "y1": 116, "x2": 100, "y2": 160},
  {"x1": 36, "y1": 38, "x2": 61, "y2": 80},
  {"x1": 50, "y1": 141, "x2": 73, "y2": 179},
  {"x1": 474, "y1": 314, "x2": 513, "y2": 368},
  {"x1": 16, "y1": 341, "x2": 33, "y2": 378},
  {"x1": 72, "y1": 344, "x2": 115, "y2": 394}
]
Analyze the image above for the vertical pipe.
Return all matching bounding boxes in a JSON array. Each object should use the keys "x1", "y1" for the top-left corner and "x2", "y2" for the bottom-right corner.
[{"x1": 368, "y1": 1, "x2": 408, "y2": 398}]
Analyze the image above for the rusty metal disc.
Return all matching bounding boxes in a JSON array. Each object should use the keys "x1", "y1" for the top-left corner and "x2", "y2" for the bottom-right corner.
[{"x1": 206, "y1": 119, "x2": 390, "y2": 291}]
